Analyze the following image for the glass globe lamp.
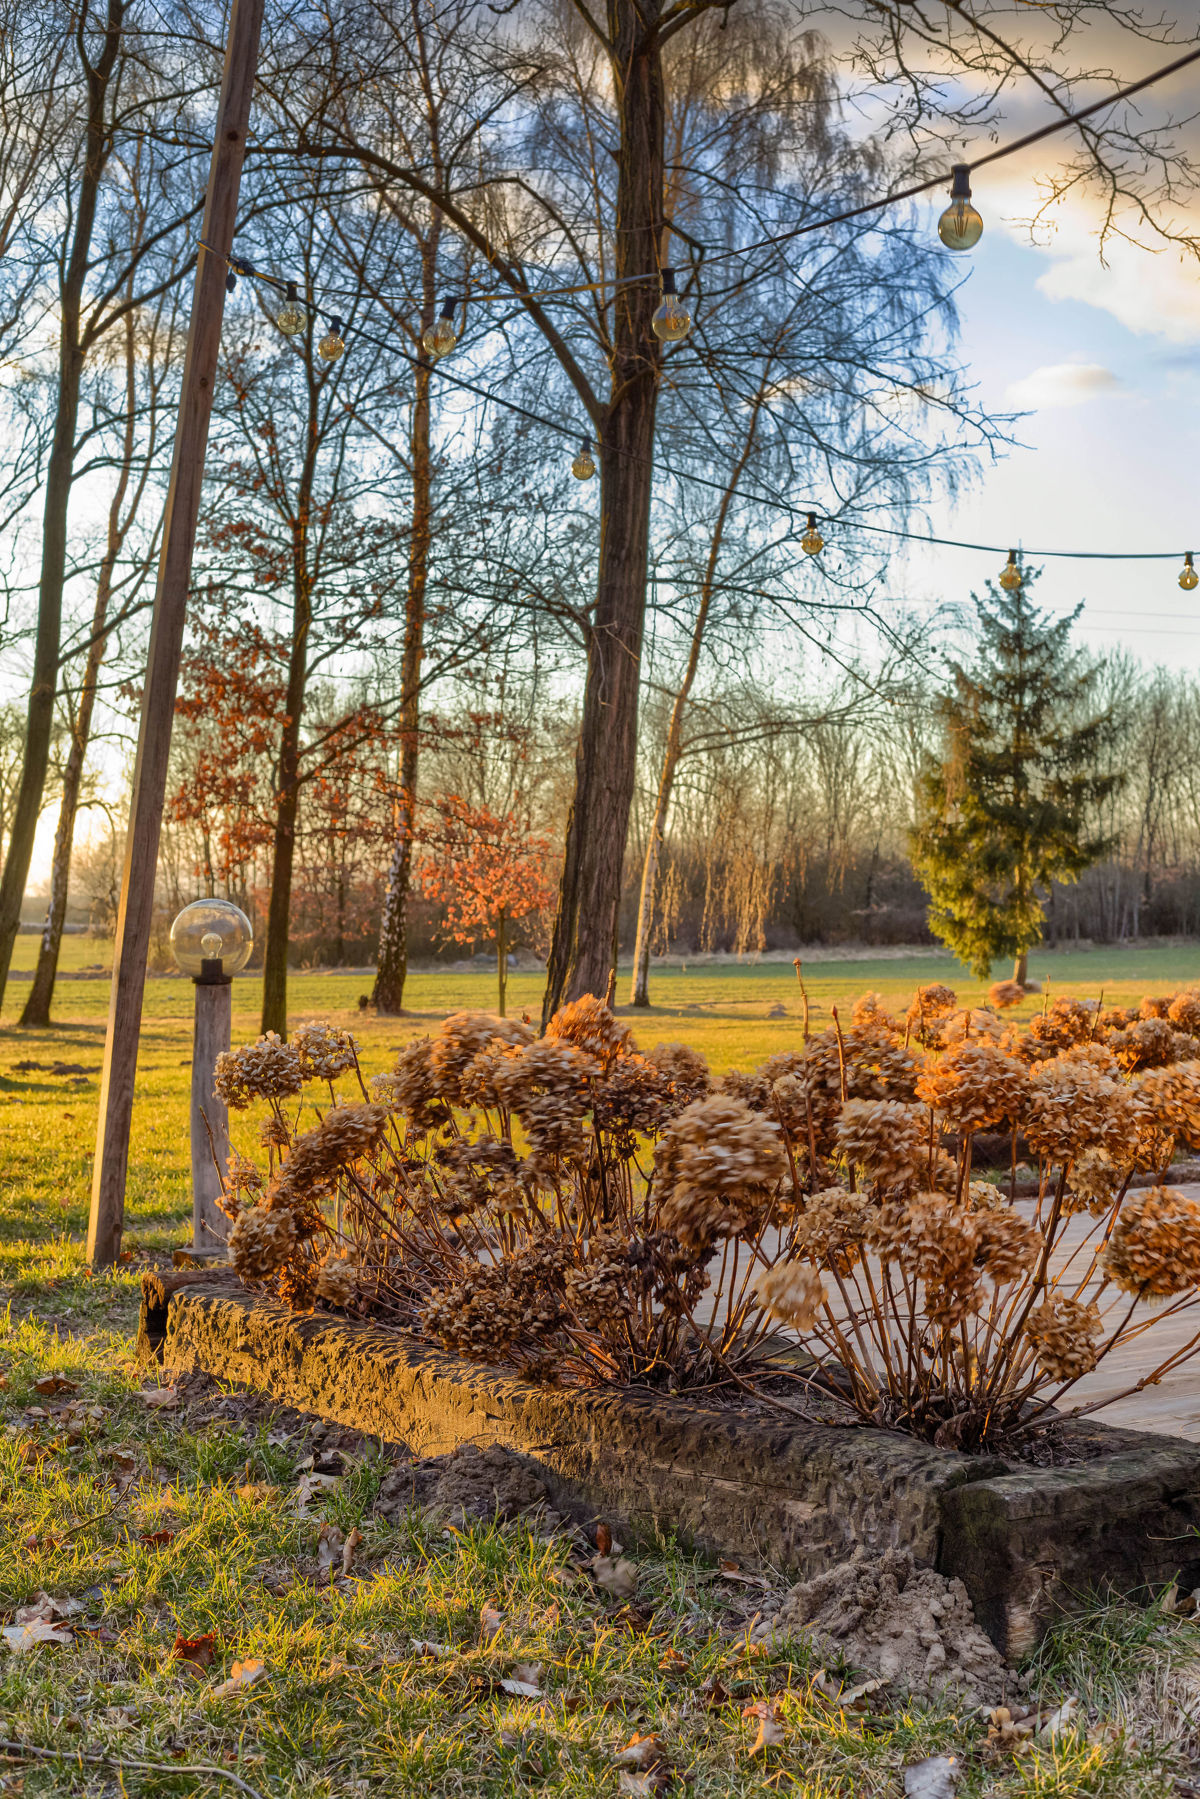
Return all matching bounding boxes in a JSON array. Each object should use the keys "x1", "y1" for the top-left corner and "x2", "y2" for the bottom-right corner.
[
  {"x1": 170, "y1": 899, "x2": 253, "y2": 983},
  {"x1": 651, "y1": 268, "x2": 692, "y2": 344},
  {"x1": 938, "y1": 165, "x2": 983, "y2": 253},
  {"x1": 1180, "y1": 553, "x2": 1198, "y2": 592},
  {"x1": 276, "y1": 281, "x2": 307, "y2": 336},
  {"x1": 999, "y1": 550, "x2": 1023, "y2": 592}
]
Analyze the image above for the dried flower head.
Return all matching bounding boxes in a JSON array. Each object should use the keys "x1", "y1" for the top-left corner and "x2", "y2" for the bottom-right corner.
[
  {"x1": 1140, "y1": 996, "x2": 1172, "y2": 1020},
  {"x1": 214, "y1": 1032, "x2": 302, "y2": 1109},
  {"x1": 593, "y1": 1054, "x2": 674, "y2": 1153},
  {"x1": 225, "y1": 1151, "x2": 263, "y2": 1194},
  {"x1": 941, "y1": 1007, "x2": 1006, "y2": 1047},
  {"x1": 270, "y1": 1103, "x2": 388, "y2": 1216},
  {"x1": 1065, "y1": 1147, "x2": 1123, "y2": 1217},
  {"x1": 906, "y1": 983, "x2": 957, "y2": 1048},
  {"x1": 382, "y1": 1037, "x2": 447, "y2": 1132},
  {"x1": 752, "y1": 1259, "x2": 825, "y2": 1332},
  {"x1": 989, "y1": 980, "x2": 1025, "y2": 1011},
  {"x1": 791, "y1": 1186, "x2": 870, "y2": 1275},
  {"x1": 851, "y1": 991, "x2": 903, "y2": 1035},
  {"x1": 229, "y1": 1203, "x2": 296, "y2": 1279},
  {"x1": 1108, "y1": 1017, "x2": 1181, "y2": 1074},
  {"x1": 291, "y1": 1023, "x2": 358, "y2": 1083},
  {"x1": 1024, "y1": 1294, "x2": 1102, "y2": 1382},
  {"x1": 315, "y1": 1248, "x2": 358, "y2": 1307},
  {"x1": 974, "y1": 1209, "x2": 1042, "y2": 1285},
  {"x1": 1105, "y1": 1187, "x2": 1200, "y2": 1297},
  {"x1": 564, "y1": 1231, "x2": 634, "y2": 1326},
  {"x1": 545, "y1": 995, "x2": 633, "y2": 1071},
  {"x1": 431, "y1": 1013, "x2": 535, "y2": 1105},
  {"x1": 656, "y1": 1094, "x2": 786, "y2": 1251},
  {"x1": 1134, "y1": 1064, "x2": 1200, "y2": 1152},
  {"x1": 1024, "y1": 1060, "x2": 1139, "y2": 1163},
  {"x1": 868, "y1": 1191, "x2": 983, "y2": 1326},
  {"x1": 645, "y1": 1041, "x2": 711, "y2": 1107},
  {"x1": 1167, "y1": 988, "x2": 1200, "y2": 1034},
  {"x1": 916, "y1": 1040, "x2": 1027, "y2": 1134},
  {"x1": 834, "y1": 1098, "x2": 926, "y2": 1183}
]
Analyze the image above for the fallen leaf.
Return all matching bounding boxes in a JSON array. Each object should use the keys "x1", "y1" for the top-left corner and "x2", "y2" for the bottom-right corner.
[
  {"x1": 904, "y1": 1753, "x2": 961, "y2": 1798},
  {"x1": 1037, "y1": 1696, "x2": 1079, "y2": 1742},
  {"x1": 209, "y1": 1657, "x2": 266, "y2": 1699},
  {"x1": 140, "y1": 1529, "x2": 176, "y2": 1548},
  {"x1": 171, "y1": 1631, "x2": 216, "y2": 1671},
  {"x1": 592, "y1": 1555, "x2": 638, "y2": 1599},
  {"x1": 700, "y1": 1673, "x2": 730, "y2": 1709},
  {"x1": 500, "y1": 1676, "x2": 543, "y2": 1698},
  {"x1": 296, "y1": 1471, "x2": 341, "y2": 1511},
  {"x1": 596, "y1": 1522, "x2": 613, "y2": 1556},
  {"x1": 34, "y1": 1376, "x2": 77, "y2": 1397},
  {"x1": 341, "y1": 1526, "x2": 362, "y2": 1579},
  {"x1": 235, "y1": 1482, "x2": 276, "y2": 1503},
  {"x1": 136, "y1": 1387, "x2": 179, "y2": 1410},
  {"x1": 317, "y1": 1522, "x2": 345, "y2": 1584},
  {"x1": 839, "y1": 1675, "x2": 887, "y2": 1709},
  {"x1": 410, "y1": 1638, "x2": 453, "y2": 1658},
  {"x1": 480, "y1": 1602, "x2": 504, "y2": 1642},
  {"x1": 744, "y1": 1700, "x2": 785, "y2": 1753},
  {"x1": 619, "y1": 1774, "x2": 674, "y2": 1796},
  {"x1": 657, "y1": 1647, "x2": 688, "y2": 1673},
  {"x1": 2, "y1": 1621, "x2": 72, "y2": 1652},
  {"x1": 614, "y1": 1734, "x2": 664, "y2": 1772}
]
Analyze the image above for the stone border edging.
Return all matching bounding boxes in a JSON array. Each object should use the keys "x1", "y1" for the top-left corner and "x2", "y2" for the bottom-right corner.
[{"x1": 141, "y1": 1276, "x2": 1200, "y2": 1657}]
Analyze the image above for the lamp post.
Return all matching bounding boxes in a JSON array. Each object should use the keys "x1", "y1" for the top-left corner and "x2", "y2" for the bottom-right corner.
[{"x1": 169, "y1": 899, "x2": 253, "y2": 1253}]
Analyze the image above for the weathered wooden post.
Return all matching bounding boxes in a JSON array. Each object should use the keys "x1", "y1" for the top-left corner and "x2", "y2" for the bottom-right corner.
[
  {"x1": 87, "y1": 0, "x2": 265, "y2": 1267},
  {"x1": 169, "y1": 899, "x2": 254, "y2": 1252}
]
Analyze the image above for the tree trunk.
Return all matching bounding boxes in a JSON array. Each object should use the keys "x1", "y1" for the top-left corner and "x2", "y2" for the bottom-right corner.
[
  {"x1": 1013, "y1": 949, "x2": 1028, "y2": 987},
  {"x1": 0, "y1": 0, "x2": 124, "y2": 1014},
  {"x1": 497, "y1": 905, "x2": 508, "y2": 1017},
  {"x1": 21, "y1": 297, "x2": 139, "y2": 1028},
  {"x1": 542, "y1": 0, "x2": 666, "y2": 1024},
  {"x1": 372, "y1": 303, "x2": 433, "y2": 1013}
]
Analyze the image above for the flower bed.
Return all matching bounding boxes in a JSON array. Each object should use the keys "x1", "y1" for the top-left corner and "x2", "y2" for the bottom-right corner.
[{"x1": 209, "y1": 987, "x2": 1200, "y2": 1458}]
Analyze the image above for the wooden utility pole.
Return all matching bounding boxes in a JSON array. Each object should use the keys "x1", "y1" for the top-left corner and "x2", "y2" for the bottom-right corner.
[{"x1": 87, "y1": 0, "x2": 265, "y2": 1267}]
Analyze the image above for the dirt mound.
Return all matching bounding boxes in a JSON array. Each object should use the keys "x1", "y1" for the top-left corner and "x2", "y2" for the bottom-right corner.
[
  {"x1": 757, "y1": 1547, "x2": 1006, "y2": 1704},
  {"x1": 375, "y1": 1442, "x2": 550, "y2": 1523}
]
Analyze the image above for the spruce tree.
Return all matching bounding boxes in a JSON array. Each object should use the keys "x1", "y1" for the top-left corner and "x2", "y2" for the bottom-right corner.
[{"x1": 910, "y1": 569, "x2": 1122, "y2": 982}]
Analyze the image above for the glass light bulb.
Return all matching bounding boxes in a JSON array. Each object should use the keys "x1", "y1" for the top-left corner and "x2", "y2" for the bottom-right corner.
[
  {"x1": 1181, "y1": 556, "x2": 1198, "y2": 592},
  {"x1": 651, "y1": 295, "x2": 691, "y2": 344},
  {"x1": 318, "y1": 327, "x2": 344, "y2": 363},
  {"x1": 999, "y1": 554, "x2": 1023, "y2": 591},
  {"x1": 422, "y1": 315, "x2": 457, "y2": 359},
  {"x1": 938, "y1": 198, "x2": 984, "y2": 252},
  {"x1": 276, "y1": 284, "x2": 307, "y2": 336},
  {"x1": 571, "y1": 438, "x2": 595, "y2": 480},
  {"x1": 201, "y1": 931, "x2": 223, "y2": 960},
  {"x1": 801, "y1": 513, "x2": 824, "y2": 556}
]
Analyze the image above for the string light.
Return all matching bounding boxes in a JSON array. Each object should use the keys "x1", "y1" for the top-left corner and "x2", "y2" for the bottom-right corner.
[
  {"x1": 422, "y1": 298, "x2": 458, "y2": 360},
  {"x1": 999, "y1": 550, "x2": 1023, "y2": 591},
  {"x1": 801, "y1": 513, "x2": 824, "y2": 556},
  {"x1": 938, "y1": 165, "x2": 984, "y2": 253},
  {"x1": 571, "y1": 435, "x2": 596, "y2": 480},
  {"x1": 651, "y1": 268, "x2": 691, "y2": 344},
  {"x1": 318, "y1": 315, "x2": 345, "y2": 362},
  {"x1": 1181, "y1": 553, "x2": 1198, "y2": 592},
  {"x1": 224, "y1": 270, "x2": 237, "y2": 294},
  {"x1": 276, "y1": 282, "x2": 307, "y2": 335}
]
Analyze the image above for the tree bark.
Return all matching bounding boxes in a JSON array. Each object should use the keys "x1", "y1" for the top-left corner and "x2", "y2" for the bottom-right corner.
[
  {"x1": 372, "y1": 280, "x2": 434, "y2": 1013},
  {"x1": 541, "y1": 0, "x2": 667, "y2": 1024},
  {"x1": 0, "y1": 0, "x2": 125, "y2": 1014},
  {"x1": 21, "y1": 298, "x2": 142, "y2": 1028},
  {"x1": 497, "y1": 904, "x2": 508, "y2": 1017}
]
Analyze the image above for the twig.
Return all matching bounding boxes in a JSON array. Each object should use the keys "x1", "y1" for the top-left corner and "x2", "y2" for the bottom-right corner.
[{"x1": 0, "y1": 1739, "x2": 267, "y2": 1799}]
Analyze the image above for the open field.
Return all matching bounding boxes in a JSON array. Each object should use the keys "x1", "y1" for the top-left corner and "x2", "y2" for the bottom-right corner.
[{"x1": 4, "y1": 942, "x2": 1200, "y2": 1255}]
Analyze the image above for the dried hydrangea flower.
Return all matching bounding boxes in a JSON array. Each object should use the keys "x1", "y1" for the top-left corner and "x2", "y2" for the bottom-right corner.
[
  {"x1": 851, "y1": 992, "x2": 904, "y2": 1034},
  {"x1": 593, "y1": 1053, "x2": 674, "y2": 1153},
  {"x1": 259, "y1": 1115, "x2": 292, "y2": 1149},
  {"x1": 431, "y1": 1013, "x2": 534, "y2": 1104},
  {"x1": 989, "y1": 980, "x2": 1025, "y2": 1010},
  {"x1": 905, "y1": 983, "x2": 957, "y2": 1048},
  {"x1": 213, "y1": 1032, "x2": 303, "y2": 1109},
  {"x1": 916, "y1": 1040, "x2": 1027, "y2": 1134},
  {"x1": 315, "y1": 1249, "x2": 358, "y2": 1307},
  {"x1": 941, "y1": 1007, "x2": 1006, "y2": 1047},
  {"x1": 225, "y1": 1150, "x2": 263, "y2": 1194},
  {"x1": 1107, "y1": 1016, "x2": 1182, "y2": 1074},
  {"x1": 270, "y1": 1103, "x2": 388, "y2": 1215},
  {"x1": 867, "y1": 1190, "x2": 983, "y2": 1325},
  {"x1": 545, "y1": 995, "x2": 633, "y2": 1070},
  {"x1": 1019, "y1": 996, "x2": 1097, "y2": 1062},
  {"x1": 834, "y1": 1098, "x2": 926, "y2": 1183},
  {"x1": 229, "y1": 1203, "x2": 296, "y2": 1279},
  {"x1": 645, "y1": 1041, "x2": 711, "y2": 1107},
  {"x1": 656, "y1": 1094, "x2": 786, "y2": 1251},
  {"x1": 564, "y1": 1231, "x2": 634, "y2": 1326},
  {"x1": 1024, "y1": 1060, "x2": 1139, "y2": 1163},
  {"x1": 974, "y1": 1209, "x2": 1041, "y2": 1284},
  {"x1": 291, "y1": 1022, "x2": 359, "y2": 1083},
  {"x1": 790, "y1": 1185, "x2": 870, "y2": 1275},
  {"x1": 1064, "y1": 1147, "x2": 1122, "y2": 1217},
  {"x1": 382, "y1": 1037, "x2": 447, "y2": 1132},
  {"x1": 1024, "y1": 1294, "x2": 1102, "y2": 1381},
  {"x1": 1135, "y1": 1063, "x2": 1200, "y2": 1152},
  {"x1": 1167, "y1": 988, "x2": 1200, "y2": 1034},
  {"x1": 719, "y1": 1067, "x2": 773, "y2": 1111},
  {"x1": 752, "y1": 1259, "x2": 825, "y2": 1332},
  {"x1": 1105, "y1": 1186, "x2": 1200, "y2": 1297}
]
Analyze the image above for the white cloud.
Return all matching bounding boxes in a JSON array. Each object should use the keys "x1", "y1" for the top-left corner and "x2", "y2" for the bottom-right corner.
[{"x1": 1004, "y1": 361, "x2": 1123, "y2": 410}]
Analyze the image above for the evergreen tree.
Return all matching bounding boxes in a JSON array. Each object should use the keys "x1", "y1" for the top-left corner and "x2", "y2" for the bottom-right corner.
[{"x1": 910, "y1": 569, "x2": 1122, "y2": 982}]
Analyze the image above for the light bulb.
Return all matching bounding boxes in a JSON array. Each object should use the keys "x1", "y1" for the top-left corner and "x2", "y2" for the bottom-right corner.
[
  {"x1": 276, "y1": 281, "x2": 307, "y2": 335},
  {"x1": 651, "y1": 267, "x2": 691, "y2": 344},
  {"x1": 571, "y1": 435, "x2": 595, "y2": 480},
  {"x1": 999, "y1": 550, "x2": 1023, "y2": 591},
  {"x1": 422, "y1": 298, "x2": 458, "y2": 360},
  {"x1": 1181, "y1": 553, "x2": 1198, "y2": 592},
  {"x1": 201, "y1": 931, "x2": 223, "y2": 961},
  {"x1": 318, "y1": 315, "x2": 345, "y2": 362},
  {"x1": 801, "y1": 512, "x2": 824, "y2": 556},
  {"x1": 225, "y1": 270, "x2": 237, "y2": 294},
  {"x1": 938, "y1": 164, "x2": 983, "y2": 253}
]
